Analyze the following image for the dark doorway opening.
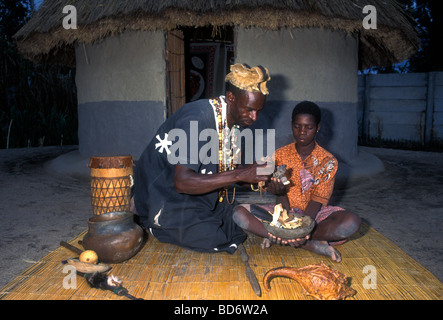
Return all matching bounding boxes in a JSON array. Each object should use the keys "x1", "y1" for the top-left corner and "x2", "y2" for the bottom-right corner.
[
  {"x1": 182, "y1": 26, "x2": 234, "y2": 103},
  {"x1": 165, "y1": 26, "x2": 234, "y2": 116}
]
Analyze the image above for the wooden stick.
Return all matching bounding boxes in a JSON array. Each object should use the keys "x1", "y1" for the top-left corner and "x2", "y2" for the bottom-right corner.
[{"x1": 60, "y1": 241, "x2": 83, "y2": 255}]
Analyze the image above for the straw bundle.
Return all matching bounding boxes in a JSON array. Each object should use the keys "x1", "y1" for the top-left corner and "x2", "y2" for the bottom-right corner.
[{"x1": 14, "y1": 0, "x2": 419, "y2": 69}]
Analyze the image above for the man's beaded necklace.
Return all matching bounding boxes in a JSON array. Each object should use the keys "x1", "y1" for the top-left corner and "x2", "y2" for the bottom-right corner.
[{"x1": 210, "y1": 96, "x2": 240, "y2": 203}]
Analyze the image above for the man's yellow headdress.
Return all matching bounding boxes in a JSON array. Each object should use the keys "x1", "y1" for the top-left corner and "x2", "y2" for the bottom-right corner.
[{"x1": 225, "y1": 63, "x2": 271, "y2": 95}]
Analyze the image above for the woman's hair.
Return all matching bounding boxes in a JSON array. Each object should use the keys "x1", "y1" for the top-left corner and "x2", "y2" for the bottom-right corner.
[{"x1": 291, "y1": 101, "x2": 321, "y2": 125}]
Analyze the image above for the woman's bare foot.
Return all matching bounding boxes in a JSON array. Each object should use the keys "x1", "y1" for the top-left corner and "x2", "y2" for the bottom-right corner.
[
  {"x1": 261, "y1": 236, "x2": 341, "y2": 262},
  {"x1": 302, "y1": 240, "x2": 342, "y2": 262}
]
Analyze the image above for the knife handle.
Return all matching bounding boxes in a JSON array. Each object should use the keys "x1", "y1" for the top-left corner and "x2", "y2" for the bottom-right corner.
[
  {"x1": 60, "y1": 241, "x2": 84, "y2": 255},
  {"x1": 238, "y1": 243, "x2": 249, "y2": 263}
]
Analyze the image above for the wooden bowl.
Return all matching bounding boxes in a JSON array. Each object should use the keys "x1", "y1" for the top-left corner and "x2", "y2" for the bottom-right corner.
[{"x1": 263, "y1": 214, "x2": 315, "y2": 240}]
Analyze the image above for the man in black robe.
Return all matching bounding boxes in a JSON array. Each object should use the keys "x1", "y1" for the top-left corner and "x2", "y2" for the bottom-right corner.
[{"x1": 134, "y1": 64, "x2": 271, "y2": 253}]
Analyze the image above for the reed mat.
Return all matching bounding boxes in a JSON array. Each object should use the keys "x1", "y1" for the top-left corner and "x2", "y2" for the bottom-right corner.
[{"x1": 0, "y1": 223, "x2": 441, "y2": 300}]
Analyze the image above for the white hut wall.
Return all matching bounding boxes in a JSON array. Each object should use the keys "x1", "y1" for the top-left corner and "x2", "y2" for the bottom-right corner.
[
  {"x1": 75, "y1": 30, "x2": 166, "y2": 158},
  {"x1": 236, "y1": 27, "x2": 359, "y2": 165}
]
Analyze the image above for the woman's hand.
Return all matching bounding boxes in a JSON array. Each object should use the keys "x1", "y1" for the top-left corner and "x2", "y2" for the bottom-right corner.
[
  {"x1": 267, "y1": 233, "x2": 310, "y2": 247},
  {"x1": 265, "y1": 177, "x2": 288, "y2": 195}
]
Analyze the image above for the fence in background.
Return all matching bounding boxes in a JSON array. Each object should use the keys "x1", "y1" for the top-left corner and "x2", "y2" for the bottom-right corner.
[{"x1": 358, "y1": 72, "x2": 443, "y2": 146}]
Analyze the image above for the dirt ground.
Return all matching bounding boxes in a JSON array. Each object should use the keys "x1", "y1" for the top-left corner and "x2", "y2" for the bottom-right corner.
[
  {"x1": 0, "y1": 146, "x2": 92, "y2": 289},
  {"x1": 0, "y1": 145, "x2": 441, "y2": 290}
]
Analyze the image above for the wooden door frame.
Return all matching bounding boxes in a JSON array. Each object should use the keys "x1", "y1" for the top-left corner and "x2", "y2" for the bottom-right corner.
[{"x1": 165, "y1": 29, "x2": 186, "y2": 117}]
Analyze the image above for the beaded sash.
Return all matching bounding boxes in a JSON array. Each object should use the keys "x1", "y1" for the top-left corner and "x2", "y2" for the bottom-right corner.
[{"x1": 210, "y1": 97, "x2": 240, "y2": 203}]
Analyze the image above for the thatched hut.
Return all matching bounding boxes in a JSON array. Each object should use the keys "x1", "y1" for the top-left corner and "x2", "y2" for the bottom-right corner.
[{"x1": 14, "y1": 0, "x2": 419, "y2": 181}]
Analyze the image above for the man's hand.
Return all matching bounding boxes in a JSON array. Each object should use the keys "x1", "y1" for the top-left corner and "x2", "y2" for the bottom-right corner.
[
  {"x1": 174, "y1": 163, "x2": 272, "y2": 195},
  {"x1": 236, "y1": 162, "x2": 272, "y2": 184}
]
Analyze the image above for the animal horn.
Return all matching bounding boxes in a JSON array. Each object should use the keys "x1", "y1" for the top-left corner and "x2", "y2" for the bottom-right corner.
[{"x1": 263, "y1": 267, "x2": 300, "y2": 291}]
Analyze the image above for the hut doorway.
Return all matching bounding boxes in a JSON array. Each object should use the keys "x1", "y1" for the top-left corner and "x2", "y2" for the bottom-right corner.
[{"x1": 166, "y1": 26, "x2": 234, "y2": 116}]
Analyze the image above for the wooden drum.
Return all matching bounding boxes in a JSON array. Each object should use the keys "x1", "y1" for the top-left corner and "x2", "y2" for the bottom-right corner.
[{"x1": 89, "y1": 156, "x2": 134, "y2": 215}]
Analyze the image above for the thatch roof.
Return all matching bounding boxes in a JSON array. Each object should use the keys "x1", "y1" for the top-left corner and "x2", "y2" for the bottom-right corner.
[{"x1": 14, "y1": 0, "x2": 419, "y2": 69}]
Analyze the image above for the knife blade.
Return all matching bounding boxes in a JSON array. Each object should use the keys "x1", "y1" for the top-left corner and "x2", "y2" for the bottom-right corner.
[{"x1": 238, "y1": 243, "x2": 261, "y2": 297}]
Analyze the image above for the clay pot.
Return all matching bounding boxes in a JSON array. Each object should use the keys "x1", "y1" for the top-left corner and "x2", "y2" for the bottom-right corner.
[{"x1": 82, "y1": 211, "x2": 145, "y2": 263}]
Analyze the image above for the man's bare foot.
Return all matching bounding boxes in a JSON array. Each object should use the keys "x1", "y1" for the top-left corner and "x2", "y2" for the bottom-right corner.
[
  {"x1": 261, "y1": 238, "x2": 271, "y2": 249},
  {"x1": 302, "y1": 240, "x2": 342, "y2": 262},
  {"x1": 261, "y1": 234, "x2": 287, "y2": 249}
]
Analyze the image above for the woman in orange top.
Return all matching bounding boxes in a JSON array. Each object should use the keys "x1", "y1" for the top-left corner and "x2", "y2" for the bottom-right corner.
[{"x1": 233, "y1": 101, "x2": 361, "y2": 262}]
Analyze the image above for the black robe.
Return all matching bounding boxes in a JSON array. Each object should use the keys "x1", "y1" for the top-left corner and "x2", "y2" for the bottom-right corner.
[{"x1": 134, "y1": 98, "x2": 246, "y2": 253}]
